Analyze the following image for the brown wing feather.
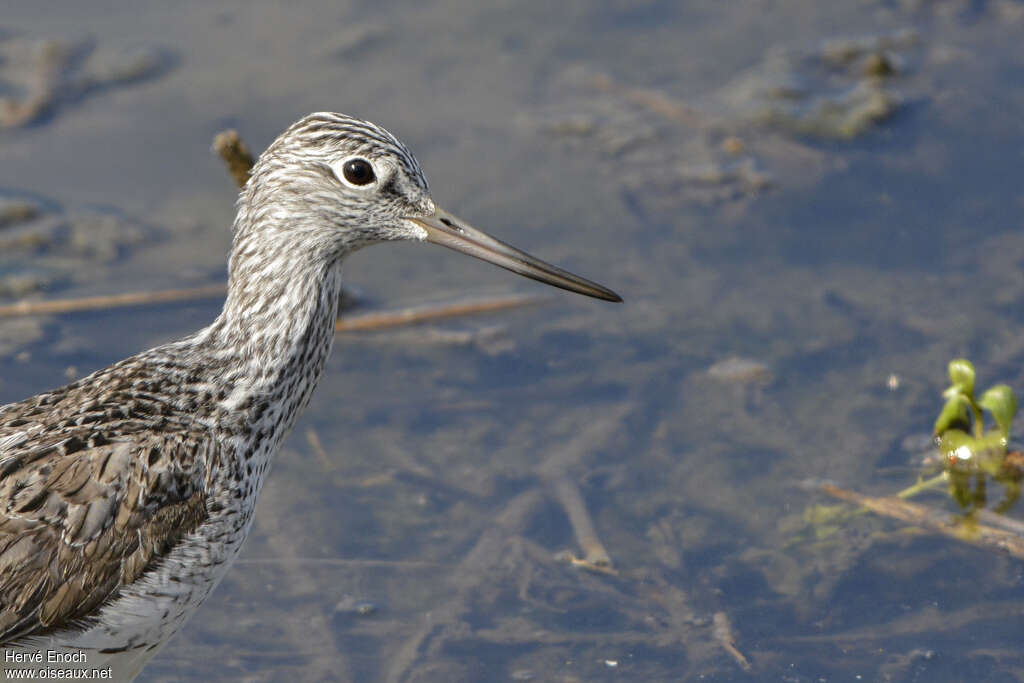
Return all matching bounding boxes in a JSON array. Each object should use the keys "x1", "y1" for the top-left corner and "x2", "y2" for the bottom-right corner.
[{"x1": 0, "y1": 360, "x2": 211, "y2": 644}]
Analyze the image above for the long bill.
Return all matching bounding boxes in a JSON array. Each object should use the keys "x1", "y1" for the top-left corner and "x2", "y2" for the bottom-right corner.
[{"x1": 408, "y1": 207, "x2": 622, "y2": 303}]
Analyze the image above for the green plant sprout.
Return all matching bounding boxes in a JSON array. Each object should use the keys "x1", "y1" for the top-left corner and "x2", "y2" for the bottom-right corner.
[
  {"x1": 791, "y1": 359, "x2": 1022, "y2": 548},
  {"x1": 901, "y1": 359, "x2": 1021, "y2": 512}
]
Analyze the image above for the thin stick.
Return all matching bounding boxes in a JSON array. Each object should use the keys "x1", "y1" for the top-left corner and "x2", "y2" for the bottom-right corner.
[
  {"x1": 822, "y1": 483, "x2": 1024, "y2": 560},
  {"x1": 212, "y1": 129, "x2": 255, "y2": 188},
  {"x1": 536, "y1": 403, "x2": 632, "y2": 574},
  {"x1": 712, "y1": 611, "x2": 752, "y2": 672},
  {"x1": 0, "y1": 285, "x2": 226, "y2": 318},
  {"x1": 551, "y1": 476, "x2": 614, "y2": 571},
  {"x1": 304, "y1": 427, "x2": 333, "y2": 470},
  {"x1": 335, "y1": 293, "x2": 546, "y2": 332}
]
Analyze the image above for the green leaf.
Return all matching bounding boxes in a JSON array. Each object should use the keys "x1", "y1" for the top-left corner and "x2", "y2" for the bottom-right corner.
[
  {"x1": 979, "y1": 384, "x2": 1018, "y2": 439},
  {"x1": 948, "y1": 359, "x2": 976, "y2": 400},
  {"x1": 934, "y1": 395, "x2": 970, "y2": 436}
]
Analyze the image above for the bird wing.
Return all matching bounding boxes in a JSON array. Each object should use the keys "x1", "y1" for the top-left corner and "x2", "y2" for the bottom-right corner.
[{"x1": 0, "y1": 365, "x2": 211, "y2": 644}]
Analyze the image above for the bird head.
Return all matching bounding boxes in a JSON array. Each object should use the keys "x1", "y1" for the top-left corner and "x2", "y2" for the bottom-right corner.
[{"x1": 237, "y1": 112, "x2": 621, "y2": 302}]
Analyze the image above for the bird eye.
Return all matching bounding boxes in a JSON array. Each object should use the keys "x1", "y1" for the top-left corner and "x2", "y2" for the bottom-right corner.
[{"x1": 341, "y1": 158, "x2": 376, "y2": 186}]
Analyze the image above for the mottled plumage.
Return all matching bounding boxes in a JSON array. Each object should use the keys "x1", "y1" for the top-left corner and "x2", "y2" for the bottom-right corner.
[{"x1": 0, "y1": 112, "x2": 618, "y2": 679}]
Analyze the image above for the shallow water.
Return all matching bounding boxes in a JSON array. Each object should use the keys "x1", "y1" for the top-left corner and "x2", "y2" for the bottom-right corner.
[{"x1": 2, "y1": 1, "x2": 1024, "y2": 680}]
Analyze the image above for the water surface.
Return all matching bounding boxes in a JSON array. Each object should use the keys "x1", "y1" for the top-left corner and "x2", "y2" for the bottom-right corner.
[{"x1": 2, "y1": 1, "x2": 1024, "y2": 680}]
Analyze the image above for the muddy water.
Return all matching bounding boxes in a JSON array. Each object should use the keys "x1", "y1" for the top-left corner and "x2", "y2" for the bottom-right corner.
[{"x1": 2, "y1": 1, "x2": 1024, "y2": 681}]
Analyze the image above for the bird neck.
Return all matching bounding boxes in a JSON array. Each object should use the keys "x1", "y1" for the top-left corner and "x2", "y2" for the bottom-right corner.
[{"x1": 196, "y1": 218, "x2": 344, "y2": 449}]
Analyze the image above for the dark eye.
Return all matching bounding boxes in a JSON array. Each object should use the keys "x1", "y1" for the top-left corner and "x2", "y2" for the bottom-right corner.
[{"x1": 342, "y1": 158, "x2": 375, "y2": 186}]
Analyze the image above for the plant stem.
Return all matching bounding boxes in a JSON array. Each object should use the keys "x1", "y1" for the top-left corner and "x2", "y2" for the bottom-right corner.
[
  {"x1": 971, "y1": 401, "x2": 985, "y2": 440},
  {"x1": 896, "y1": 472, "x2": 948, "y2": 499}
]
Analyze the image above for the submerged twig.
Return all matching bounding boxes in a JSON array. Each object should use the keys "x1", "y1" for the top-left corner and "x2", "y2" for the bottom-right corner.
[
  {"x1": 304, "y1": 427, "x2": 333, "y2": 470},
  {"x1": 537, "y1": 403, "x2": 632, "y2": 573},
  {"x1": 336, "y1": 294, "x2": 546, "y2": 332},
  {"x1": 0, "y1": 284, "x2": 226, "y2": 318},
  {"x1": 822, "y1": 483, "x2": 1024, "y2": 559},
  {"x1": 712, "y1": 611, "x2": 752, "y2": 672},
  {"x1": 551, "y1": 476, "x2": 614, "y2": 572}
]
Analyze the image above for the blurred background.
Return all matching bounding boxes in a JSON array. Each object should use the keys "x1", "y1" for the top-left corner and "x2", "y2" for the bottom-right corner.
[{"x1": 2, "y1": 1, "x2": 1024, "y2": 680}]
